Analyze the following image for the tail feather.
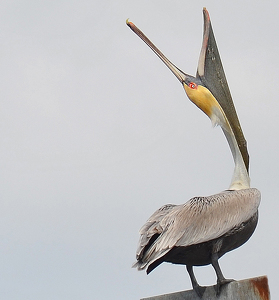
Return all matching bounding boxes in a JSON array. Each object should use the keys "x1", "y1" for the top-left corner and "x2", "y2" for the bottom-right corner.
[{"x1": 132, "y1": 260, "x2": 147, "y2": 270}]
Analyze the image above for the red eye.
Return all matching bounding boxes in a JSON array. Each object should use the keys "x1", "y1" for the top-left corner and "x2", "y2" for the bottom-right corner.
[{"x1": 189, "y1": 82, "x2": 197, "y2": 89}]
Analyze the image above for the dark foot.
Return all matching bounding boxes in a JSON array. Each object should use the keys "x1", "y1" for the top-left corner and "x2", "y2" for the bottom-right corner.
[
  {"x1": 186, "y1": 265, "x2": 206, "y2": 298},
  {"x1": 193, "y1": 284, "x2": 206, "y2": 298},
  {"x1": 216, "y1": 278, "x2": 235, "y2": 296}
]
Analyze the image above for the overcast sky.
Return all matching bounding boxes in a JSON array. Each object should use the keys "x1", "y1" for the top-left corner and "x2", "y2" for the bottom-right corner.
[{"x1": 0, "y1": 1, "x2": 278, "y2": 299}]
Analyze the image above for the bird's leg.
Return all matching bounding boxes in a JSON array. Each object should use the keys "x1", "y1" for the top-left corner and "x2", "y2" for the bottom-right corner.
[
  {"x1": 186, "y1": 265, "x2": 206, "y2": 298},
  {"x1": 211, "y1": 253, "x2": 234, "y2": 295}
]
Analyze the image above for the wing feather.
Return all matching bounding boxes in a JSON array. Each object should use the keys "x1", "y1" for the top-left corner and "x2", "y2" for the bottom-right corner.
[
  {"x1": 134, "y1": 188, "x2": 260, "y2": 270},
  {"x1": 134, "y1": 204, "x2": 177, "y2": 263}
]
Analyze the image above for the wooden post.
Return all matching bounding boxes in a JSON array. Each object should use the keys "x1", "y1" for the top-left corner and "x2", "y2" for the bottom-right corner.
[{"x1": 141, "y1": 276, "x2": 270, "y2": 300}]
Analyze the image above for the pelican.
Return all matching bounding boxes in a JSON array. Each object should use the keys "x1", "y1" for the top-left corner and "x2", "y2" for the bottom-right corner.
[{"x1": 127, "y1": 8, "x2": 260, "y2": 297}]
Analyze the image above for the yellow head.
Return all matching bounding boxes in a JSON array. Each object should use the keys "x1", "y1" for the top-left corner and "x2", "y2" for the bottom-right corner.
[{"x1": 183, "y1": 82, "x2": 228, "y2": 129}]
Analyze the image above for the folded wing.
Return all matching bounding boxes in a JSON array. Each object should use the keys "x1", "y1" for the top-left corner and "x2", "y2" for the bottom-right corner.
[{"x1": 134, "y1": 188, "x2": 260, "y2": 270}]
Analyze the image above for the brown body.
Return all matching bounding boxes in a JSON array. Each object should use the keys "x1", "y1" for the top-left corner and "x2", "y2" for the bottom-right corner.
[
  {"x1": 127, "y1": 8, "x2": 260, "y2": 298},
  {"x1": 147, "y1": 211, "x2": 258, "y2": 273}
]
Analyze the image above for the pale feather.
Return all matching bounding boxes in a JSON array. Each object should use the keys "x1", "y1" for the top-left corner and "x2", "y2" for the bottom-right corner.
[{"x1": 134, "y1": 188, "x2": 260, "y2": 270}]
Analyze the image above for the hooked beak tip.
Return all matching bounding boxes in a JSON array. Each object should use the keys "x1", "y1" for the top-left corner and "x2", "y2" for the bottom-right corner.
[{"x1": 126, "y1": 19, "x2": 134, "y2": 29}]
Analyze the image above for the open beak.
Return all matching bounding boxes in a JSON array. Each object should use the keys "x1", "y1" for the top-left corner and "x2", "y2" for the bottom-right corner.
[{"x1": 126, "y1": 8, "x2": 249, "y2": 172}]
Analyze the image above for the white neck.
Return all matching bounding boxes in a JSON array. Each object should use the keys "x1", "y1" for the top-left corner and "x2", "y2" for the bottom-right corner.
[
  {"x1": 222, "y1": 128, "x2": 250, "y2": 190},
  {"x1": 212, "y1": 106, "x2": 250, "y2": 190}
]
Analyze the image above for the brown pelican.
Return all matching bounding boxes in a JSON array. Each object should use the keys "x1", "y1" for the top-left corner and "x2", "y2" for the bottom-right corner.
[{"x1": 127, "y1": 8, "x2": 260, "y2": 298}]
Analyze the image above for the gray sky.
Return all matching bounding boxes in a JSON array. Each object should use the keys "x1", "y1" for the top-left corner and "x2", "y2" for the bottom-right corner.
[{"x1": 0, "y1": 0, "x2": 278, "y2": 299}]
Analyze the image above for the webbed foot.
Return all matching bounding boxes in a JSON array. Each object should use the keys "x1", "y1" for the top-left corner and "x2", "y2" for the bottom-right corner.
[
  {"x1": 193, "y1": 284, "x2": 206, "y2": 298},
  {"x1": 216, "y1": 278, "x2": 235, "y2": 296}
]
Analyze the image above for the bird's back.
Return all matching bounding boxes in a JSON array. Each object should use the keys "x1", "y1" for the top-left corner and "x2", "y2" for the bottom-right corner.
[{"x1": 133, "y1": 188, "x2": 260, "y2": 271}]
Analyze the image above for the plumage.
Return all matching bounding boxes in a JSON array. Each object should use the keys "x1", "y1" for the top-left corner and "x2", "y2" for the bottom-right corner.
[
  {"x1": 127, "y1": 7, "x2": 260, "y2": 298},
  {"x1": 134, "y1": 189, "x2": 260, "y2": 270}
]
